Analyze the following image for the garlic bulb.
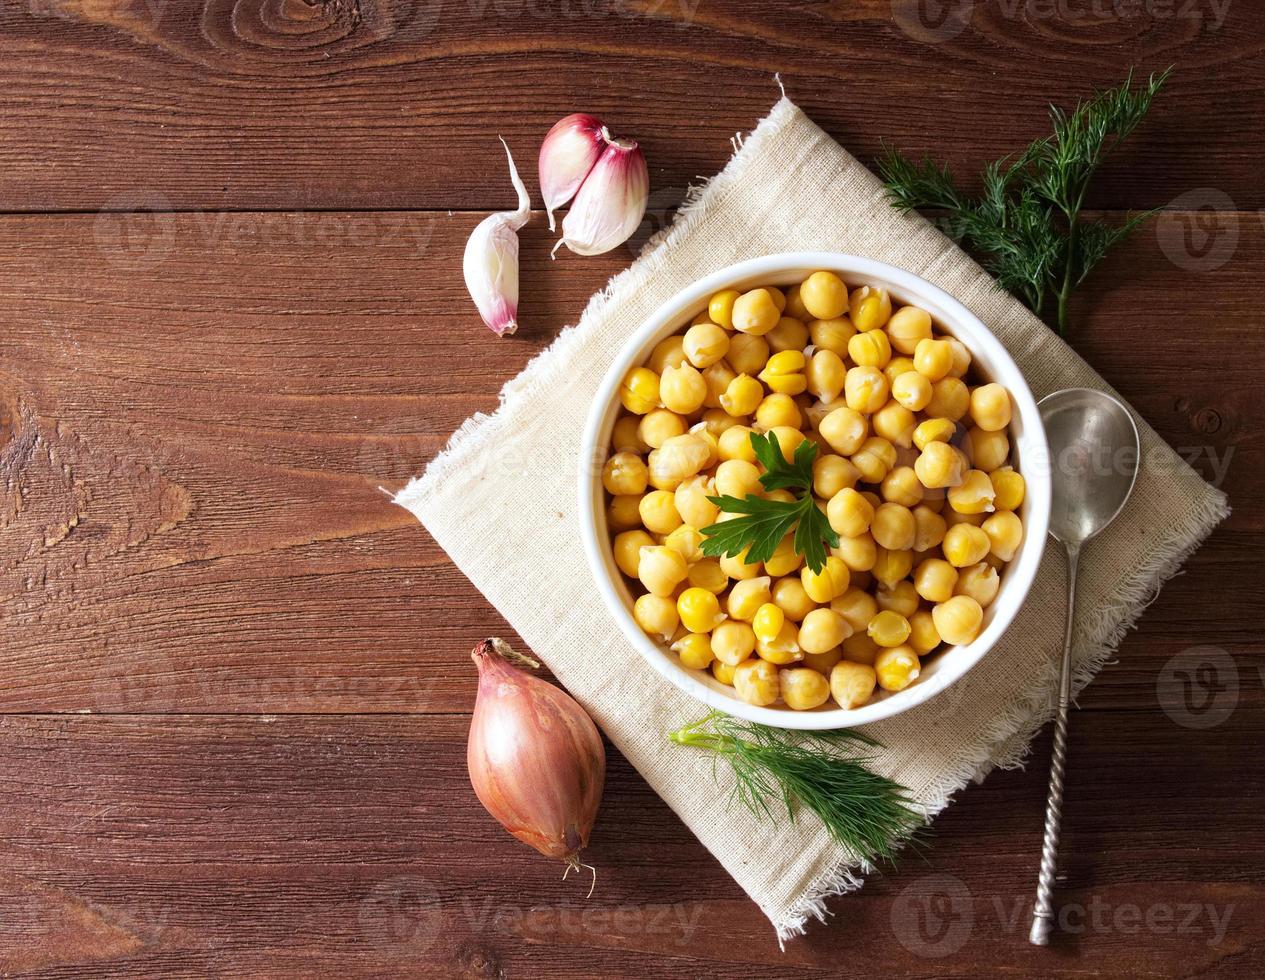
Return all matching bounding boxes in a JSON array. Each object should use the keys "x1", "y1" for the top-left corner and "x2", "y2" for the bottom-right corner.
[
  {"x1": 538, "y1": 113, "x2": 605, "y2": 232},
  {"x1": 463, "y1": 138, "x2": 531, "y2": 337},
  {"x1": 554, "y1": 137, "x2": 648, "y2": 258}
]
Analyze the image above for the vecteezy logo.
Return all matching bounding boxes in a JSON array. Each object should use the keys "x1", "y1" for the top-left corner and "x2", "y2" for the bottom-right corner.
[
  {"x1": 1155, "y1": 188, "x2": 1239, "y2": 274},
  {"x1": 890, "y1": 0, "x2": 974, "y2": 44},
  {"x1": 1157, "y1": 646, "x2": 1239, "y2": 730},
  {"x1": 890, "y1": 873, "x2": 974, "y2": 957},
  {"x1": 93, "y1": 190, "x2": 176, "y2": 272},
  {"x1": 358, "y1": 875, "x2": 444, "y2": 954}
]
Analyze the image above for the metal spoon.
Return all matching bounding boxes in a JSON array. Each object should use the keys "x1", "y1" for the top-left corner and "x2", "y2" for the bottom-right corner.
[{"x1": 1029, "y1": 388, "x2": 1140, "y2": 946}]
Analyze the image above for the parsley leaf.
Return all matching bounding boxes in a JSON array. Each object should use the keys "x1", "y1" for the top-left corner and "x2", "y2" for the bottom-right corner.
[{"x1": 699, "y1": 432, "x2": 839, "y2": 573}]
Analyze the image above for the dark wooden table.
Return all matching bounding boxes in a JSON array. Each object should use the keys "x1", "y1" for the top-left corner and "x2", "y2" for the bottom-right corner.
[{"x1": 1, "y1": 2, "x2": 1261, "y2": 976}]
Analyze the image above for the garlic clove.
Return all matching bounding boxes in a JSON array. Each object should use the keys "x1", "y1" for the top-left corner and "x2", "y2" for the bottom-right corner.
[
  {"x1": 463, "y1": 137, "x2": 531, "y2": 337},
  {"x1": 554, "y1": 137, "x2": 648, "y2": 258},
  {"x1": 538, "y1": 113, "x2": 606, "y2": 232}
]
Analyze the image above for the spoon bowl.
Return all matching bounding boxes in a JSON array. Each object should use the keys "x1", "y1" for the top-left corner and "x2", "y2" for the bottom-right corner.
[{"x1": 1041, "y1": 388, "x2": 1141, "y2": 548}]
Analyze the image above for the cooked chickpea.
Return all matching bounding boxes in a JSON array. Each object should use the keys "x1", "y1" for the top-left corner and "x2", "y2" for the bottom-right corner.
[
  {"x1": 780, "y1": 668, "x2": 831, "y2": 710},
  {"x1": 718, "y1": 373, "x2": 761, "y2": 417},
  {"x1": 688, "y1": 424, "x2": 720, "y2": 469},
  {"x1": 872, "y1": 401, "x2": 916, "y2": 448},
  {"x1": 874, "y1": 645, "x2": 921, "y2": 692},
  {"x1": 754, "y1": 393, "x2": 803, "y2": 432},
  {"x1": 813, "y1": 454, "x2": 860, "y2": 499},
  {"x1": 908, "y1": 609, "x2": 940, "y2": 655},
  {"x1": 872, "y1": 547, "x2": 914, "y2": 587},
  {"x1": 892, "y1": 371, "x2": 933, "y2": 411},
  {"x1": 659, "y1": 362, "x2": 708, "y2": 414},
  {"x1": 948, "y1": 469, "x2": 997, "y2": 515},
  {"x1": 914, "y1": 557, "x2": 959, "y2": 603},
  {"x1": 716, "y1": 426, "x2": 757, "y2": 465},
  {"x1": 602, "y1": 452, "x2": 649, "y2": 495},
  {"x1": 955, "y1": 562, "x2": 1000, "y2": 607},
  {"x1": 913, "y1": 417, "x2": 957, "y2": 450},
  {"x1": 803, "y1": 647, "x2": 843, "y2": 675},
  {"x1": 648, "y1": 433, "x2": 710, "y2": 489},
  {"x1": 982, "y1": 510, "x2": 1024, "y2": 561},
  {"x1": 932, "y1": 595, "x2": 984, "y2": 645},
  {"x1": 911, "y1": 504, "x2": 948, "y2": 552},
  {"x1": 871, "y1": 502, "x2": 916, "y2": 551},
  {"x1": 733, "y1": 658, "x2": 780, "y2": 705},
  {"x1": 840, "y1": 632, "x2": 879, "y2": 665},
  {"x1": 606, "y1": 493, "x2": 642, "y2": 531},
  {"x1": 613, "y1": 529, "x2": 654, "y2": 578},
  {"x1": 638, "y1": 545, "x2": 688, "y2": 596},
  {"x1": 664, "y1": 524, "x2": 704, "y2": 562},
  {"x1": 675, "y1": 475, "x2": 719, "y2": 527},
  {"x1": 700, "y1": 360, "x2": 735, "y2": 409},
  {"x1": 841, "y1": 366, "x2": 887, "y2": 415},
  {"x1": 752, "y1": 602, "x2": 785, "y2": 642},
  {"x1": 711, "y1": 620, "x2": 757, "y2": 665},
  {"x1": 756, "y1": 619, "x2": 802, "y2": 664},
  {"x1": 913, "y1": 338, "x2": 953, "y2": 381},
  {"x1": 915, "y1": 441, "x2": 965, "y2": 489},
  {"x1": 766, "y1": 316, "x2": 809, "y2": 354},
  {"x1": 687, "y1": 558, "x2": 728, "y2": 594},
  {"x1": 886, "y1": 306, "x2": 933, "y2": 354},
  {"x1": 647, "y1": 336, "x2": 688, "y2": 374},
  {"x1": 666, "y1": 632, "x2": 711, "y2": 671},
  {"x1": 835, "y1": 532, "x2": 877, "y2": 572},
  {"x1": 784, "y1": 283, "x2": 811, "y2": 320},
  {"x1": 638, "y1": 409, "x2": 687, "y2": 449},
  {"x1": 942, "y1": 523, "x2": 991, "y2": 567},
  {"x1": 619, "y1": 366, "x2": 660, "y2": 414},
  {"x1": 707, "y1": 289, "x2": 740, "y2": 329},
  {"x1": 682, "y1": 321, "x2": 730, "y2": 369},
  {"x1": 807, "y1": 349, "x2": 846, "y2": 403},
  {"x1": 798, "y1": 607, "x2": 850, "y2": 654},
  {"x1": 830, "y1": 660, "x2": 878, "y2": 708},
  {"x1": 989, "y1": 466, "x2": 1026, "y2": 511},
  {"x1": 638, "y1": 489, "x2": 681, "y2": 534},
  {"x1": 945, "y1": 338, "x2": 972, "y2": 377},
  {"x1": 763, "y1": 534, "x2": 803, "y2": 577},
  {"x1": 719, "y1": 547, "x2": 762, "y2": 581},
  {"x1": 612, "y1": 414, "x2": 648, "y2": 452},
  {"x1": 633, "y1": 593, "x2": 679, "y2": 641},
  {"x1": 709, "y1": 461, "x2": 757, "y2": 501},
  {"x1": 969, "y1": 382, "x2": 1012, "y2": 432},
  {"x1": 758, "y1": 350, "x2": 808, "y2": 396},
  {"x1": 731, "y1": 288, "x2": 779, "y2": 335},
  {"x1": 809, "y1": 316, "x2": 857, "y2": 355},
  {"x1": 818, "y1": 406, "x2": 868, "y2": 456},
  {"x1": 926, "y1": 377, "x2": 970, "y2": 420},
  {"x1": 801, "y1": 556, "x2": 850, "y2": 603},
  {"x1": 876, "y1": 579, "x2": 919, "y2": 618},
  {"x1": 830, "y1": 588, "x2": 878, "y2": 633},
  {"x1": 881, "y1": 466, "x2": 924, "y2": 508},
  {"x1": 727, "y1": 576, "x2": 772, "y2": 621},
  {"x1": 711, "y1": 658, "x2": 737, "y2": 684},
  {"x1": 726, "y1": 333, "x2": 770, "y2": 375},
  {"x1": 800, "y1": 271, "x2": 849, "y2": 319},
  {"x1": 849, "y1": 285, "x2": 892, "y2": 330},
  {"x1": 851, "y1": 436, "x2": 897, "y2": 484},
  {"x1": 772, "y1": 576, "x2": 817, "y2": 621},
  {"x1": 848, "y1": 328, "x2": 892, "y2": 369},
  {"x1": 868, "y1": 610, "x2": 911, "y2": 648},
  {"x1": 966, "y1": 426, "x2": 1010, "y2": 472},
  {"x1": 768, "y1": 426, "x2": 806, "y2": 464},
  {"x1": 827, "y1": 487, "x2": 874, "y2": 539}
]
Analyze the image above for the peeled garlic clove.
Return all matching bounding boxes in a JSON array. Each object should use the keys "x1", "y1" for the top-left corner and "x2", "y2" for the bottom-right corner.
[
  {"x1": 538, "y1": 113, "x2": 605, "y2": 232},
  {"x1": 555, "y1": 137, "x2": 648, "y2": 258},
  {"x1": 463, "y1": 137, "x2": 531, "y2": 337}
]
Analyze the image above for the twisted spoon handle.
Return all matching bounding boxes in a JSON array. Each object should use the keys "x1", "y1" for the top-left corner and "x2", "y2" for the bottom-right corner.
[{"x1": 1030, "y1": 545, "x2": 1079, "y2": 945}]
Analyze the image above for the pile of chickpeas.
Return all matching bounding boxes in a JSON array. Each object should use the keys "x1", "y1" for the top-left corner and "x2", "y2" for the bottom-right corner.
[{"x1": 601, "y1": 271, "x2": 1026, "y2": 712}]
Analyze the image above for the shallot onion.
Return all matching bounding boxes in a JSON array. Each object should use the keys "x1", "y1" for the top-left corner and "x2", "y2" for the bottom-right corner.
[{"x1": 466, "y1": 638, "x2": 606, "y2": 880}]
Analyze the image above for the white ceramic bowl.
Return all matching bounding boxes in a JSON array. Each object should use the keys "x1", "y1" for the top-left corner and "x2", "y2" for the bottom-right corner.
[{"x1": 579, "y1": 253, "x2": 1050, "y2": 729}]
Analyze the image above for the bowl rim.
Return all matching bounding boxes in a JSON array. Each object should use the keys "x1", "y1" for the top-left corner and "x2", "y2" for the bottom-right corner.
[{"x1": 579, "y1": 251, "x2": 1051, "y2": 730}]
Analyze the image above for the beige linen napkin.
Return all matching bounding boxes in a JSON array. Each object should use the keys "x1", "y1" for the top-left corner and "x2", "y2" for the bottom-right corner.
[{"x1": 395, "y1": 99, "x2": 1229, "y2": 941}]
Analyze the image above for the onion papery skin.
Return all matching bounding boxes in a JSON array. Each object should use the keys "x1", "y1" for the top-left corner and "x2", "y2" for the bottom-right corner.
[{"x1": 466, "y1": 638, "x2": 606, "y2": 864}]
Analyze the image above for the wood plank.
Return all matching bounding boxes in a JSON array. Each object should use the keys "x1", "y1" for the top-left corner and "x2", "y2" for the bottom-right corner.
[
  {"x1": 0, "y1": 210, "x2": 1257, "y2": 713},
  {"x1": 0, "y1": 2, "x2": 1261, "y2": 211},
  {"x1": 0, "y1": 712, "x2": 1260, "y2": 977}
]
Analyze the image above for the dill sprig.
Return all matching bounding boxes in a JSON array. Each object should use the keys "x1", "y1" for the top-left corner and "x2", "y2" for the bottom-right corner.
[
  {"x1": 669, "y1": 711, "x2": 923, "y2": 862},
  {"x1": 878, "y1": 68, "x2": 1170, "y2": 333},
  {"x1": 698, "y1": 431, "x2": 838, "y2": 573}
]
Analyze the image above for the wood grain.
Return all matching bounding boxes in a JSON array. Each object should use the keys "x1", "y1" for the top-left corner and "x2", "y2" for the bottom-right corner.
[
  {"x1": 0, "y1": 712, "x2": 1260, "y2": 977},
  {"x1": 0, "y1": 1, "x2": 1261, "y2": 212}
]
